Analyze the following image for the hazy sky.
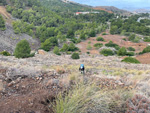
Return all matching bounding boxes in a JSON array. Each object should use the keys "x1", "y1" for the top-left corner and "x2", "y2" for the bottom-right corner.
[{"x1": 72, "y1": 0, "x2": 150, "y2": 9}]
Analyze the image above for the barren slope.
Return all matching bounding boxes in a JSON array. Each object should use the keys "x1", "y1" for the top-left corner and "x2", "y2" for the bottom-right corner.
[{"x1": 0, "y1": 53, "x2": 150, "y2": 112}]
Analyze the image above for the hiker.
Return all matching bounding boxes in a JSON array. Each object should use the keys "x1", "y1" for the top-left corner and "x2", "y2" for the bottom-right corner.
[{"x1": 79, "y1": 64, "x2": 85, "y2": 74}]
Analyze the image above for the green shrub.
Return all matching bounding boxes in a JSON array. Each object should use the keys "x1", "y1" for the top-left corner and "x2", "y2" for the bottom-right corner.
[
  {"x1": 133, "y1": 37, "x2": 140, "y2": 43},
  {"x1": 61, "y1": 43, "x2": 69, "y2": 52},
  {"x1": 127, "y1": 47, "x2": 135, "y2": 51},
  {"x1": 100, "y1": 49, "x2": 114, "y2": 56},
  {"x1": 96, "y1": 37, "x2": 104, "y2": 41},
  {"x1": 89, "y1": 29, "x2": 96, "y2": 37},
  {"x1": 80, "y1": 33, "x2": 86, "y2": 40},
  {"x1": 71, "y1": 53, "x2": 80, "y2": 59},
  {"x1": 102, "y1": 32, "x2": 107, "y2": 35},
  {"x1": 0, "y1": 51, "x2": 11, "y2": 56},
  {"x1": 87, "y1": 51, "x2": 90, "y2": 54},
  {"x1": 94, "y1": 43, "x2": 103, "y2": 49},
  {"x1": 128, "y1": 34, "x2": 140, "y2": 43},
  {"x1": 126, "y1": 52, "x2": 135, "y2": 56},
  {"x1": 129, "y1": 34, "x2": 136, "y2": 41},
  {"x1": 122, "y1": 38, "x2": 127, "y2": 41},
  {"x1": 14, "y1": 39, "x2": 32, "y2": 58},
  {"x1": 66, "y1": 51, "x2": 72, "y2": 55},
  {"x1": 68, "y1": 43, "x2": 78, "y2": 51},
  {"x1": 41, "y1": 37, "x2": 58, "y2": 51},
  {"x1": 117, "y1": 47, "x2": 127, "y2": 56},
  {"x1": 141, "y1": 46, "x2": 150, "y2": 54},
  {"x1": 124, "y1": 32, "x2": 130, "y2": 36},
  {"x1": 105, "y1": 41, "x2": 120, "y2": 50},
  {"x1": 53, "y1": 46, "x2": 61, "y2": 55},
  {"x1": 144, "y1": 37, "x2": 150, "y2": 42},
  {"x1": 122, "y1": 57, "x2": 140, "y2": 64}
]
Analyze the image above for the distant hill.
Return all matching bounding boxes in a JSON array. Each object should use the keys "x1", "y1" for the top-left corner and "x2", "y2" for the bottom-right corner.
[
  {"x1": 94, "y1": 6, "x2": 131, "y2": 16},
  {"x1": 123, "y1": 7, "x2": 150, "y2": 13}
]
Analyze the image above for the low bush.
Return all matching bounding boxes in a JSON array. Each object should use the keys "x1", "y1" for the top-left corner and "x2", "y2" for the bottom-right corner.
[
  {"x1": 128, "y1": 34, "x2": 140, "y2": 43},
  {"x1": 117, "y1": 47, "x2": 127, "y2": 56},
  {"x1": 126, "y1": 52, "x2": 135, "y2": 56},
  {"x1": 96, "y1": 37, "x2": 104, "y2": 41},
  {"x1": 102, "y1": 32, "x2": 107, "y2": 35},
  {"x1": 71, "y1": 52, "x2": 80, "y2": 59},
  {"x1": 144, "y1": 37, "x2": 150, "y2": 42},
  {"x1": 87, "y1": 51, "x2": 90, "y2": 54},
  {"x1": 124, "y1": 32, "x2": 130, "y2": 36},
  {"x1": 141, "y1": 46, "x2": 150, "y2": 54},
  {"x1": 68, "y1": 43, "x2": 79, "y2": 52},
  {"x1": 127, "y1": 47, "x2": 135, "y2": 51},
  {"x1": 100, "y1": 49, "x2": 114, "y2": 56},
  {"x1": 53, "y1": 46, "x2": 61, "y2": 55},
  {"x1": 122, "y1": 57, "x2": 140, "y2": 64},
  {"x1": 0, "y1": 51, "x2": 11, "y2": 56},
  {"x1": 105, "y1": 41, "x2": 120, "y2": 50},
  {"x1": 122, "y1": 38, "x2": 127, "y2": 41},
  {"x1": 94, "y1": 43, "x2": 103, "y2": 49}
]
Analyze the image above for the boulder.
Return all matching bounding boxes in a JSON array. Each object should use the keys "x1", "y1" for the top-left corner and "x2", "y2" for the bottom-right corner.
[{"x1": 38, "y1": 50, "x2": 47, "y2": 55}]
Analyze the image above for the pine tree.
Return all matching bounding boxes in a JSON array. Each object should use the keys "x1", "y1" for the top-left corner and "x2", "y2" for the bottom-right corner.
[{"x1": 14, "y1": 39, "x2": 31, "y2": 58}]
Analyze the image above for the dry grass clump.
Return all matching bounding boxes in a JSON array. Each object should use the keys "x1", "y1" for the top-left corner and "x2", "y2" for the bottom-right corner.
[
  {"x1": 126, "y1": 95, "x2": 150, "y2": 113},
  {"x1": 53, "y1": 80, "x2": 135, "y2": 113},
  {"x1": 54, "y1": 83, "x2": 98, "y2": 113},
  {"x1": 56, "y1": 67, "x2": 65, "y2": 74},
  {"x1": 94, "y1": 89, "x2": 134, "y2": 113}
]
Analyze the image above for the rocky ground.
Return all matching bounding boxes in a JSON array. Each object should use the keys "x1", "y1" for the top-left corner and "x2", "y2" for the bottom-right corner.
[{"x1": 0, "y1": 52, "x2": 150, "y2": 112}]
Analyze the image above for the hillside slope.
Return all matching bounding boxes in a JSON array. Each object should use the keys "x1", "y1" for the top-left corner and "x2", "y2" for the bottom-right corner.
[
  {"x1": 0, "y1": 6, "x2": 40, "y2": 53},
  {"x1": 0, "y1": 23, "x2": 40, "y2": 54},
  {"x1": 0, "y1": 53, "x2": 150, "y2": 112},
  {"x1": 40, "y1": 0, "x2": 91, "y2": 12}
]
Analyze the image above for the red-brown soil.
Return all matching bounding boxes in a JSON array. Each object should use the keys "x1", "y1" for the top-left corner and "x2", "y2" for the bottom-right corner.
[
  {"x1": 77, "y1": 33, "x2": 149, "y2": 55},
  {"x1": 136, "y1": 53, "x2": 150, "y2": 64},
  {"x1": 77, "y1": 32, "x2": 150, "y2": 64},
  {"x1": 93, "y1": 7, "x2": 113, "y2": 13},
  {"x1": 0, "y1": 72, "x2": 67, "y2": 113}
]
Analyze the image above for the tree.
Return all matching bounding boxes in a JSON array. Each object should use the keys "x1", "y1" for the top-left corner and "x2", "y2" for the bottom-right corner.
[
  {"x1": 117, "y1": 47, "x2": 127, "y2": 56},
  {"x1": 129, "y1": 34, "x2": 135, "y2": 41},
  {"x1": 61, "y1": 43, "x2": 69, "y2": 52},
  {"x1": 89, "y1": 29, "x2": 96, "y2": 37},
  {"x1": 110, "y1": 25, "x2": 118, "y2": 34},
  {"x1": 66, "y1": 29, "x2": 74, "y2": 38},
  {"x1": 41, "y1": 37, "x2": 58, "y2": 51},
  {"x1": 80, "y1": 33, "x2": 86, "y2": 40},
  {"x1": 14, "y1": 39, "x2": 31, "y2": 58},
  {"x1": 68, "y1": 42, "x2": 77, "y2": 51},
  {"x1": 53, "y1": 46, "x2": 61, "y2": 55}
]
